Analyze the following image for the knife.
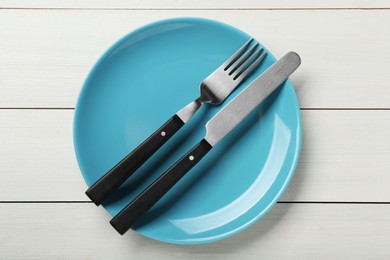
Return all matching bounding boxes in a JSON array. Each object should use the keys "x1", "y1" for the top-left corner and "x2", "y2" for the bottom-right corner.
[{"x1": 110, "y1": 52, "x2": 301, "y2": 235}]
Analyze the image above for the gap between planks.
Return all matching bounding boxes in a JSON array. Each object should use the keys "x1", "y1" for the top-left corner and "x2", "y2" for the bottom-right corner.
[{"x1": 1, "y1": 7, "x2": 390, "y2": 11}]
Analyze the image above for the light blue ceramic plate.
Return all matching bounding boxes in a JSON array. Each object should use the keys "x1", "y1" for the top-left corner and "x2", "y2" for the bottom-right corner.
[{"x1": 74, "y1": 17, "x2": 301, "y2": 244}]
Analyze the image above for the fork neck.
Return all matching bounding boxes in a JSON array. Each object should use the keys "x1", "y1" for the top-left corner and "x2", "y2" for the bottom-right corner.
[{"x1": 176, "y1": 97, "x2": 204, "y2": 123}]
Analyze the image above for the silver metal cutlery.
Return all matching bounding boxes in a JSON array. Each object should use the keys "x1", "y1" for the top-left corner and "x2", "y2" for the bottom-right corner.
[
  {"x1": 86, "y1": 38, "x2": 266, "y2": 206},
  {"x1": 110, "y1": 52, "x2": 301, "y2": 235}
]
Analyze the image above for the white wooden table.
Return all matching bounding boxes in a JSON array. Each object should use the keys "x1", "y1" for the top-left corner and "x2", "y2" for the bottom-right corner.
[{"x1": 1, "y1": 1, "x2": 390, "y2": 259}]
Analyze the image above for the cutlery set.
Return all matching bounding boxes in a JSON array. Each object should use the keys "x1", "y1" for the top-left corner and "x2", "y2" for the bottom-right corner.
[{"x1": 85, "y1": 38, "x2": 301, "y2": 235}]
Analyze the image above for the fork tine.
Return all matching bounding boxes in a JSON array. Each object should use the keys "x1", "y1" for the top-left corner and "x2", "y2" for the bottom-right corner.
[
  {"x1": 227, "y1": 43, "x2": 259, "y2": 74},
  {"x1": 222, "y1": 38, "x2": 253, "y2": 71},
  {"x1": 231, "y1": 47, "x2": 263, "y2": 79},
  {"x1": 234, "y1": 52, "x2": 267, "y2": 81}
]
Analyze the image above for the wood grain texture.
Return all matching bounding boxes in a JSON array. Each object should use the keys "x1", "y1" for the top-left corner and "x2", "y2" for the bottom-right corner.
[
  {"x1": 1, "y1": 0, "x2": 390, "y2": 9},
  {"x1": 1, "y1": 10, "x2": 390, "y2": 108},
  {"x1": 1, "y1": 203, "x2": 389, "y2": 259},
  {"x1": 1, "y1": 109, "x2": 390, "y2": 202}
]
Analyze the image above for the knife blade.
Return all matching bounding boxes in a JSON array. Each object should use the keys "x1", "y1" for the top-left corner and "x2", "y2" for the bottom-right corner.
[{"x1": 110, "y1": 52, "x2": 301, "y2": 235}]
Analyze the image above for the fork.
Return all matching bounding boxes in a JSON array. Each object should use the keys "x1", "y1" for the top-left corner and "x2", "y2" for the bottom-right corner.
[{"x1": 86, "y1": 38, "x2": 266, "y2": 205}]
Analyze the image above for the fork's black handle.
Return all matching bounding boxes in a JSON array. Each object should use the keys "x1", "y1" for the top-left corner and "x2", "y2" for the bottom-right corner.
[
  {"x1": 110, "y1": 139, "x2": 212, "y2": 235},
  {"x1": 86, "y1": 115, "x2": 185, "y2": 206}
]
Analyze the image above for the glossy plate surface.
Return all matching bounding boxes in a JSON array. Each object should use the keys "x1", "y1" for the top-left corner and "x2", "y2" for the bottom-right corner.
[{"x1": 74, "y1": 17, "x2": 301, "y2": 244}]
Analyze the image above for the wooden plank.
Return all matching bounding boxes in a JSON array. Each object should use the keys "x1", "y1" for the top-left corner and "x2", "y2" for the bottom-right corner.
[
  {"x1": 0, "y1": 203, "x2": 389, "y2": 259},
  {"x1": 1, "y1": 109, "x2": 390, "y2": 202},
  {"x1": 0, "y1": 110, "x2": 87, "y2": 201},
  {"x1": 1, "y1": 0, "x2": 390, "y2": 9},
  {"x1": 1, "y1": 10, "x2": 390, "y2": 108}
]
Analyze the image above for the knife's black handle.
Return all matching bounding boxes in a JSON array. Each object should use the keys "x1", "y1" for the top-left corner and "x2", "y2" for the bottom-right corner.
[
  {"x1": 86, "y1": 115, "x2": 185, "y2": 206},
  {"x1": 110, "y1": 139, "x2": 212, "y2": 235}
]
